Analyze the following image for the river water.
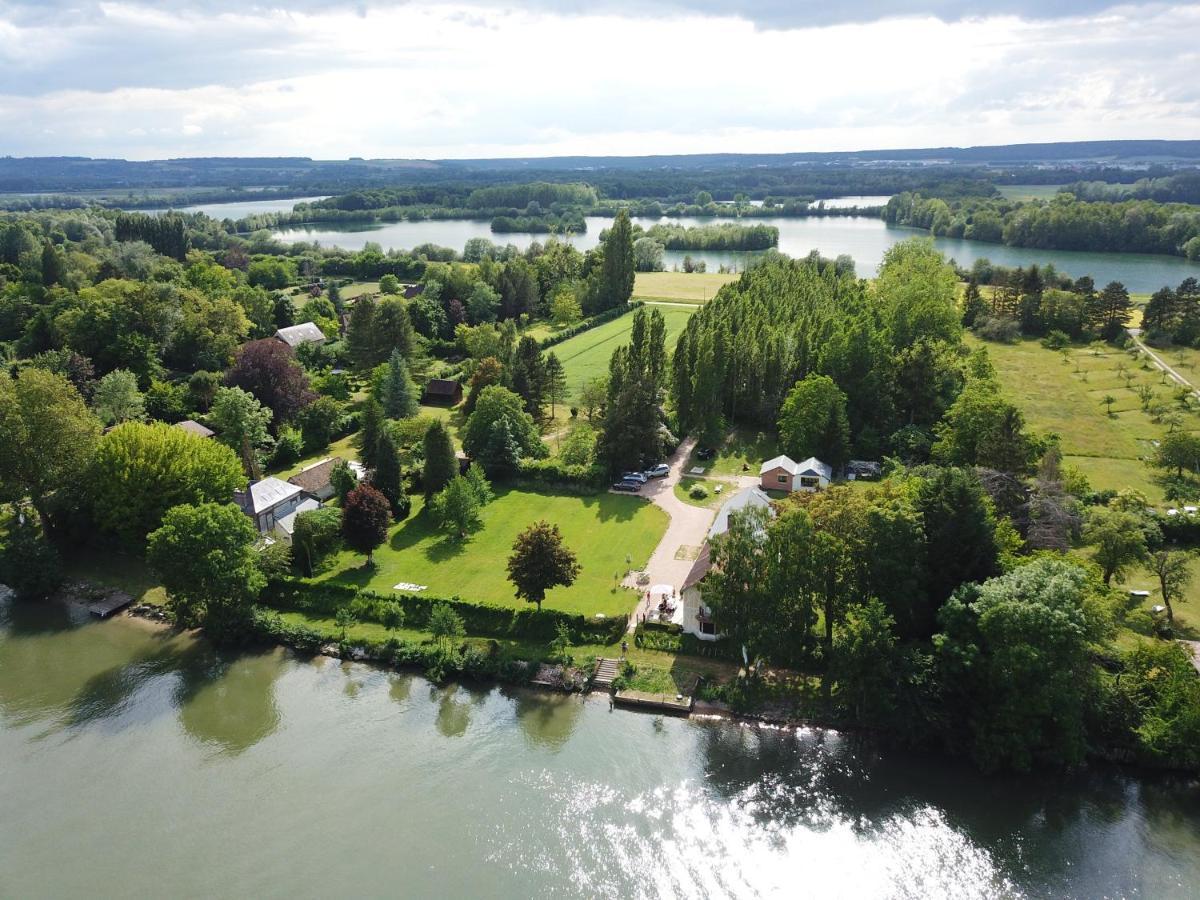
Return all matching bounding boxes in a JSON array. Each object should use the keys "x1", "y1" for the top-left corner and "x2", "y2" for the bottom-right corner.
[
  {"x1": 269, "y1": 213, "x2": 1200, "y2": 294},
  {"x1": 2, "y1": 599, "x2": 1198, "y2": 899}
]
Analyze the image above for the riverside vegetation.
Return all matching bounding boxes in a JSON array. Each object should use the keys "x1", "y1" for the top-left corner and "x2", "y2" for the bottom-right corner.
[{"x1": 4, "y1": 157, "x2": 1200, "y2": 774}]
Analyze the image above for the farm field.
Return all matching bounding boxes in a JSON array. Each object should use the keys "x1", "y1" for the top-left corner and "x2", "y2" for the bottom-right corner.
[
  {"x1": 972, "y1": 335, "x2": 1200, "y2": 503},
  {"x1": 995, "y1": 184, "x2": 1066, "y2": 201},
  {"x1": 315, "y1": 487, "x2": 668, "y2": 617},
  {"x1": 633, "y1": 271, "x2": 737, "y2": 304},
  {"x1": 550, "y1": 305, "x2": 695, "y2": 399}
]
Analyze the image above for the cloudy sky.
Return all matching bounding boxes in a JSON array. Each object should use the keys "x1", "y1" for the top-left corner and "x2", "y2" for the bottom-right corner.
[{"x1": 1, "y1": 0, "x2": 1197, "y2": 159}]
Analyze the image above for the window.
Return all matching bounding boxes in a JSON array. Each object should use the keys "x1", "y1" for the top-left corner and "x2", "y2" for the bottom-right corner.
[
  {"x1": 800, "y1": 476, "x2": 819, "y2": 489},
  {"x1": 777, "y1": 474, "x2": 788, "y2": 484},
  {"x1": 700, "y1": 621, "x2": 716, "y2": 635}
]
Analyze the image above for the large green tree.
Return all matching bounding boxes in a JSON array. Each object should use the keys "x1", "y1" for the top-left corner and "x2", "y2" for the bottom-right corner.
[
  {"x1": 92, "y1": 369, "x2": 145, "y2": 426},
  {"x1": 88, "y1": 422, "x2": 244, "y2": 545},
  {"x1": 592, "y1": 210, "x2": 635, "y2": 312},
  {"x1": 0, "y1": 368, "x2": 101, "y2": 525},
  {"x1": 147, "y1": 502, "x2": 266, "y2": 639},
  {"x1": 422, "y1": 419, "x2": 458, "y2": 499},
  {"x1": 380, "y1": 348, "x2": 419, "y2": 419},
  {"x1": 209, "y1": 386, "x2": 274, "y2": 478},
  {"x1": 506, "y1": 520, "x2": 580, "y2": 611},
  {"x1": 778, "y1": 373, "x2": 850, "y2": 468},
  {"x1": 462, "y1": 385, "x2": 546, "y2": 474},
  {"x1": 1083, "y1": 506, "x2": 1155, "y2": 586},
  {"x1": 936, "y1": 558, "x2": 1108, "y2": 771}
]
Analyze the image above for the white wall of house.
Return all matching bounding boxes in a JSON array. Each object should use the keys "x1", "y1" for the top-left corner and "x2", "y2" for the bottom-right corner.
[
  {"x1": 793, "y1": 471, "x2": 829, "y2": 492},
  {"x1": 681, "y1": 585, "x2": 721, "y2": 641}
]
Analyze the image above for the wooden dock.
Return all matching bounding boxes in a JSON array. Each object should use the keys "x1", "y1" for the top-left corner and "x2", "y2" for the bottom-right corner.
[
  {"x1": 613, "y1": 689, "x2": 694, "y2": 715},
  {"x1": 88, "y1": 590, "x2": 134, "y2": 619}
]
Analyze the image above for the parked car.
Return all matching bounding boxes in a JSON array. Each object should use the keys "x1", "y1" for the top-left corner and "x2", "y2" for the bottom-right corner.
[
  {"x1": 622, "y1": 471, "x2": 649, "y2": 484},
  {"x1": 612, "y1": 481, "x2": 640, "y2": 492},
  {"x1": 645, "y1": 463, "x2": 670, "y2": 478},
  {"x1": 695, "y1": 447, "x2": 714, "y2": 460}
]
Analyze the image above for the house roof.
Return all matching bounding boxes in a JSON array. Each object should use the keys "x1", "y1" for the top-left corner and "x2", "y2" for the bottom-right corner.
[
  {"x1": 796, "y1": 456, "x2": 833, "y2": 479},
  {"x1": 708, "y1": 486, "x2": 774, "y2": 541},
  {"x1": 682, "y1": 542, "x2": 712, "y2": 593},
  {"x1": 760, "y1": 454, "x2": 800, "y2": 475},
  {"x1": 277, "y1": 498, "x2": 322, "y2": 536},
  {"x1": 274, "y1": 322, "x2": 326, "y2": 347},
  {"x1": 288, "y1": 457, "x2": 342, "y2": 494},
  {"x1": 174, "y1": 419, "x2": 214, "y2": 438},
  {"x1": 239, "y1": 477, "x2": 302, "y2": 515},
  {"x1": 424, "y1": 378, "x2": 461, "y2": 396}
]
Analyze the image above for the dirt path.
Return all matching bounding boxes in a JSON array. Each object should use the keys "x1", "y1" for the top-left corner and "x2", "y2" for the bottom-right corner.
[
  {"x1": 621, "y1": 437, "x2": 719, "y2": 631},
  {"x1": 1128, "y1": 328, "x2": 1200, "y2": 400}
]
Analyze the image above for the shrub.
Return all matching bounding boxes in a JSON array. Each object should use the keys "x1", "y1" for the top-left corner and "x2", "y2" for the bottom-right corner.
[
  {"x1": 273, "y1": 427, "x2": 304, "y2": 467},
  {"x1": 260, "y1": 580, "x2": 627, "y2": 644},
  {"x1": 973, "y1": 315, "x2": 1020, "y2": 343},
  {"x1": 1040, "y1": 329, "x2": 1070, "y2": 350},
  {"x1": 689, "y1": 483, "x2": 708, "y2": 500}
]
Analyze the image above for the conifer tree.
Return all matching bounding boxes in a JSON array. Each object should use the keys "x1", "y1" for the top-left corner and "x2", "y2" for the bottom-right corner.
[
  {"x1": 381, "y1": 349, "x2": 419, "y2": 419},
  {"x1": 422, "y1": 419, "x2": 458, "y2": 500}
]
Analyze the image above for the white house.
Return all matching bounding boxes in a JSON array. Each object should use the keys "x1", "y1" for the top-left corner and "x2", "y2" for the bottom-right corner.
[
  {"x1": 681, "y1": 486, "x2": 776, "y2": 641},
  {"x1": 274, "y1": 322, "x2": 326, "y2": 349},
  {"x1": 759, "y1": 454, "x2": 832, "y2": 493},
  {"x1": 234, "y1": 477, "x2": 320, "y2": 542}
]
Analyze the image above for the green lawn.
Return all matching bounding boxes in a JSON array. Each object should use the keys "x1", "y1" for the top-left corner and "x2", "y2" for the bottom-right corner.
[
  {"x1": 268, "y1": 433, "x2": 361, "y2": 480},
  {"x1": 691, "y1": 427, "x2": 781, "y2": 478},
  {"x1": 975, "y1": 336, "x2": 1200, "y2": 504},
  {"x1": 634, "y1": 271, "x2": 738, "y2": 304},
  {"x1": 314, "y1": 486, "x2": 669, "y2": 617},
  {"x1": 674, "y1": 477, "x2": 727, "y2": 508},
  {"x1": 550, "y1": 305, "x2": 695, "y2": 400}
]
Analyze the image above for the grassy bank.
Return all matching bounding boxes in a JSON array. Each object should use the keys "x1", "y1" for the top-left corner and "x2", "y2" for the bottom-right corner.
[{"x1": 634, "y1": 271, "x2": 738, "y2": 304}]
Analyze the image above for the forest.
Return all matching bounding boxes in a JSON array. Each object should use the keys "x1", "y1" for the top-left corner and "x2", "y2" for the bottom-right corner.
[{"x1": 885, "y1": 191, "x2": 1200, "y2": 259}]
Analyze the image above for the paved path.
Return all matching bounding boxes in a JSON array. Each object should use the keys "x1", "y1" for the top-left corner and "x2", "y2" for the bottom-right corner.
[
  {"x1": 622, "y1": 436, "x2": 719, "y2": 631},
  {"x1": 1128, "y1": 328, "x2": 1200, "y2": 400}
]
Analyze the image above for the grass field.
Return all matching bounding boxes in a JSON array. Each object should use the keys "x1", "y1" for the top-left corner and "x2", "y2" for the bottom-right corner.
[
  {"x1": 974, "y1": 336, "x2": 1200, "y2": 503},
  {"x1": 690, "y1": 428, "x2": 781, "y2": 478},
  {"x1": 995, "y1": 185, "x2": 1066, "y2": 201},
  {"x1": 551, "y1": 305, "x2": 696, "y2": 399},
  {"x1": 634, "y1": 271, "x2": 738, "y2": 304},
  {"x1": 315, "y1": 487, "x2": 668, "y2": 616}
]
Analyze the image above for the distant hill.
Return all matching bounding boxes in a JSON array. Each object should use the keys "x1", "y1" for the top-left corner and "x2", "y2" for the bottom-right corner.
[{"x1": 2, "y1": 140, "x2": 1198, "y2": 194}]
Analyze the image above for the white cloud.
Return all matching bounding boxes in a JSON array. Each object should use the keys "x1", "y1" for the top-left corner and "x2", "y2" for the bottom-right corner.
[{"x1": 0, "y1": 1, "x2": 1196, "y2": 158}]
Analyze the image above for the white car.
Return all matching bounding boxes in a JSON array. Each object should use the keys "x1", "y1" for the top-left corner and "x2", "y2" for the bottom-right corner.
[{"x1": 645, "y1": 464, "x2": 670, "y2": 478}]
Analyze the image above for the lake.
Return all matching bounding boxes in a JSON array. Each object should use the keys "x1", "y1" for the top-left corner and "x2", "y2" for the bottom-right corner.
[
  {"x1": 3, "y1": 598, "x2": 1199, "y2": 898},
  {"x1": 270, "y1": 213, "x2": 1200, "y2": 294}
]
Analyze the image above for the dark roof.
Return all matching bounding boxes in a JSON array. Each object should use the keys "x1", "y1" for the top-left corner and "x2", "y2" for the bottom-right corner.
[
  {"x1": 287, "y1": 457, "x2": 342, "y2": 494},
  {"x1": 682, "y1": 542, "x2": 712, "y2": 593},
  {"x1": 174, "y1": 419, "x2": 214, "y2": 438},
  {"x1": 424, "y1": 378, "x2": 461, "y2": 396}
]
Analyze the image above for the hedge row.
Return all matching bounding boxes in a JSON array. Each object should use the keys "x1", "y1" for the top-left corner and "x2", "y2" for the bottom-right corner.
[
  {"x1": 514, "y1": 458, "x2": 607, "y2": 493},
  {"x1": 261, "y1": 579, "x2": 628, "y2": 644},
  {"x1": 248, "y1": 609, "x2": 538, "y2": 684},
  {"x1": 538, "y1": 301, "x2": 644, "y2": 350}
]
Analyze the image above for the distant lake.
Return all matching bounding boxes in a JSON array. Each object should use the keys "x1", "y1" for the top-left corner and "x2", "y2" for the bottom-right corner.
[
  {"x1": 139, "y1": 196, "x2": 329, "y2": 218},
  {"x1": 271, "y1": 211, "x2": 1200, "y2": 293}
]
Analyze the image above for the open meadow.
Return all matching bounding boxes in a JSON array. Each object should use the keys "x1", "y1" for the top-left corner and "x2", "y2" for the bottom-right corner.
[
  {"x1": 314, "y1": 487, "x2": 668, "y2": 617},
  {"x1": 550, "y1": 305, "x2": 695, "y2": 399},
  {"x1": 633, "y1": 271, "x2": 738, "y2": 304},
  {"x1": 973, "y1": 335, "x2": 1200, "y2": 503}
]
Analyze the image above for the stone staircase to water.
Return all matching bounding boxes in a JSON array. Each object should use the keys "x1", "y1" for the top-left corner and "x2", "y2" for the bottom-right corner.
[{"x1": 592, "y1": 658, "x2": 620, "y2": 691}]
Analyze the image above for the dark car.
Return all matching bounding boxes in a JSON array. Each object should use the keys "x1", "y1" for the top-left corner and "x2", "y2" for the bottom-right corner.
[
  {"x1": 695, "y1": 447, "x2": 715, "y2": 460},
  {"x1": 645, "y1": 463, "x2": 670, "y2": 478},
  {"x1": 612, "y1": 481, "x2": 640, "y2": 492},
  {"x1": 622, "y1": 471, "x2": 649, "y2": 484}
]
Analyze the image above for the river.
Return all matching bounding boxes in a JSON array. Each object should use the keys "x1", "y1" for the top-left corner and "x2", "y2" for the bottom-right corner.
[
  {"x1": 269, "y1": 213, "x2": 1200, "y2": 295},
  {"x1": 2, "y1": 599, "x2": 1198, "y2": 899}
]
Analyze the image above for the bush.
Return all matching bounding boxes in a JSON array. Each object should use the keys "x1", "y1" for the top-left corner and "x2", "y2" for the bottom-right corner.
[
  {"x1": 688, "y1": 483, "x2": 708, "y2": 500},
  {"x1": 515, "y1": 458, "x2": 606, "y2": 492},
  {"x1": 538, "y1": 302, "x2": 644, "y2": 349},
  {"x1": 973, "y1": 315, "x2": 1021, "y2": 343},
  {"x1": 1040, "y1": 329, "x2": 1070, "y2": 350},
  {"x1": 260, "y1": 580, "x2": 628, "y2": 644},
  {"x1": 273, "y1": 427, "x2": 304, "y2": 467}
]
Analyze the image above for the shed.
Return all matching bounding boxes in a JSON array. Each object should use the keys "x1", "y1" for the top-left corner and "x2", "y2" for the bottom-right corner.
[
  {"x1": 274, "y1": 322, "x2": 326, "y2": 349},
  {"x1": 174, "y1": 419, "x2": 215, "y2": 439},
  {"x1": 423, "y1": 378, "x2": 463, "y2": 405},
  {"x1": 287, "y1": 456, "x2": 345, "y2": 502}
]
